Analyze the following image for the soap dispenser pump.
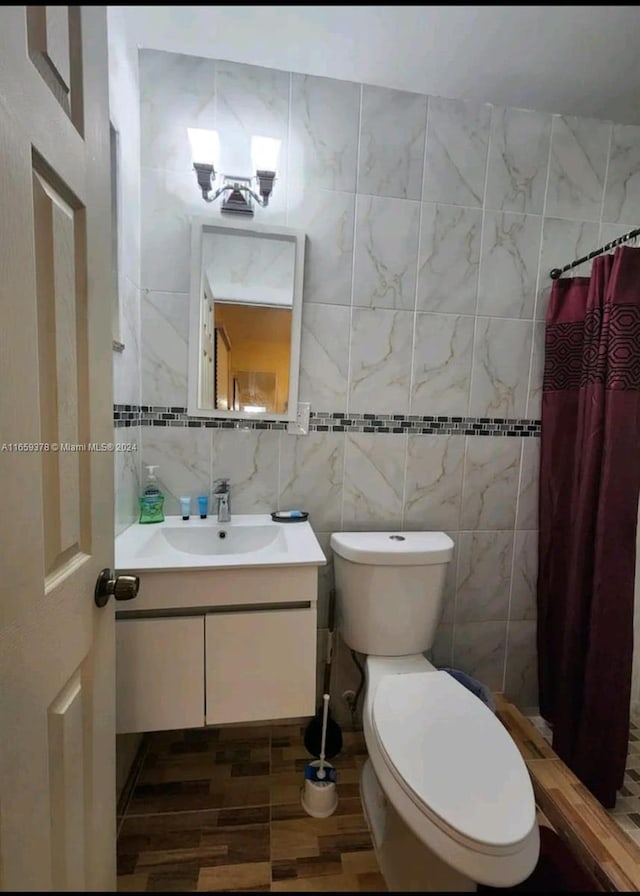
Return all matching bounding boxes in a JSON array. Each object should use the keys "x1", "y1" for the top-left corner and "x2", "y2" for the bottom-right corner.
[{"x1": 139, "y1": 464, "x2": 165, "y2": 524}]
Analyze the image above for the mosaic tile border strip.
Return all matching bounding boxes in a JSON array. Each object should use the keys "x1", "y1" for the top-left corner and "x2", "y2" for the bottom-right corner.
[{"x1": 114, "y1": 405, "x2": 541, "y2": 437}]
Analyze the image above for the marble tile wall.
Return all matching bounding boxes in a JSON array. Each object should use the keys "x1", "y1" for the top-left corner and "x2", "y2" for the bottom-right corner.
[
  {"x1": 134, "y1": 48, "x2": 640, "y2": 711},
  {"x1": 109, "y1": 9, "x2": 142, "y2": 535}
]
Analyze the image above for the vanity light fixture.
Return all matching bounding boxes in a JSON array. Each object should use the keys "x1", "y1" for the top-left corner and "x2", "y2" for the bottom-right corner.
[{"x1": 188, "y1": 128, "x2": 280, "y2": 216}]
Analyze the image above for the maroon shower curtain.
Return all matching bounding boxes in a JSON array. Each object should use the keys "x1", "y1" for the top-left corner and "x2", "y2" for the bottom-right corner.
[{"x1": 537, "y1": 246, "x2": 640, "y2": 808}]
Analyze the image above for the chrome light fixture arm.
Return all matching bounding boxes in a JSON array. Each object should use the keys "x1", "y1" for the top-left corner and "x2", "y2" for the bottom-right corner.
[{"x1": 193, "y1": 164, "x2": 275, "y2": 209}]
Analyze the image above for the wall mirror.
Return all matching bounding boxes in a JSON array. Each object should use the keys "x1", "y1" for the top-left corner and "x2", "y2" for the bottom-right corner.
[{"x1": 188, "y1": 218, "x2": 305, "y2": 421}]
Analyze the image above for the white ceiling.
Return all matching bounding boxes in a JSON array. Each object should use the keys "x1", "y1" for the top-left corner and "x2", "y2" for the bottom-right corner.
[{"x1": 122, "y1": 5, "x2": 640, "y2": 125}]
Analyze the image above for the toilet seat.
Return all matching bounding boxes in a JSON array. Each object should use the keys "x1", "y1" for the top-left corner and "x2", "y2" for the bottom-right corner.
[{"x1": 371, "y1": 670, "x2": 535, "y2": 856}]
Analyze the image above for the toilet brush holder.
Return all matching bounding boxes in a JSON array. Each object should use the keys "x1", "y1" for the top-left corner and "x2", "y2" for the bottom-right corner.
[
  {"x1": 301, "y1": 693, "x2": 338, "y2": 817},
  {"x1": 301, "y1": 760, "x2": 338, "y2": 817}
]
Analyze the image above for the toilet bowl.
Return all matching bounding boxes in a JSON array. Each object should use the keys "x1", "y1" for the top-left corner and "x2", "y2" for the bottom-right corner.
[{"x1": 330, "y1": 531, "x2": 539, "y2": 892}]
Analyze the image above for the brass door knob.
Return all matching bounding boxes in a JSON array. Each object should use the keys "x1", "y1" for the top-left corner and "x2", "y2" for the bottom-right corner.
[{"x1": 94, "y1": 568, "x2": 140, "y2": 608}]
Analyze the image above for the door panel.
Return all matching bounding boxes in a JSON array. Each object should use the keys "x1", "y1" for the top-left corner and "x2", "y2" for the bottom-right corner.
[
  {"x1": 48, "y1": 671, "x2": 86, "y2": 891},
  {"x1": 33, "y1": 169, "x2": 89, "y2": 573},
  {"x1": 0, "y1": 7, "x2": 115, "y2": 890},
  {"x1": 26, "y1": 5, "x2": 83, "y2": 129},
  {"x1": 41, "y1": 6, "x2": 71, "y2": 88}
]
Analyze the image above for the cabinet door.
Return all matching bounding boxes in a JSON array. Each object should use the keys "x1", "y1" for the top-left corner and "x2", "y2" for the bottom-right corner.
[
  {"x1": 205, "y1": 609, "x2": 316, "y2": 725},
  {"x1": 116, "y1": 617, "x2": 205, "y2": 733}
]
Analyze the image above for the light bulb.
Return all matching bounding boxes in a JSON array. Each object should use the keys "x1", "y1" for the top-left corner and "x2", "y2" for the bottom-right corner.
[
  {"x1": 187, "y1": 128, "x2": 220, "y2": 168},
  {"x1": 251, "y1": 136, "x2": 280, "y2": 172}
]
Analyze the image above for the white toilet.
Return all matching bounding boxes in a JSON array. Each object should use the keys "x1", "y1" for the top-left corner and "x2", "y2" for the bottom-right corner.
[{"x1": 330, "y1": 530, "x2": 540, "y2": 892}]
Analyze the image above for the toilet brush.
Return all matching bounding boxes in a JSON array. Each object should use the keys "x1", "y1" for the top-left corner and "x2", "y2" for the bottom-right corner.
[
  {"x1": 314, "y1": 694, "x2": 334, "y2": 781},
  {"x1": 304, "y1": 589, "x2": 342, "y2": 759},
  {"x1": 301, "y1": 694, "x2": 338, "y2": 817}
]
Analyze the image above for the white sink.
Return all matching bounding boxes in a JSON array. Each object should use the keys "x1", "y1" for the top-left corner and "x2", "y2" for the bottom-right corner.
[
  {"x1": 156, "y1": 523, "x2": 285, "y2": 556},
  {"x1": 115, "y1": 514, "x2": 326, "y2": 572}
]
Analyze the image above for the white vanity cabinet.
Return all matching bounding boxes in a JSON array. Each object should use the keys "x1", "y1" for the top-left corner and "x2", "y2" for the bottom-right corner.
[
  {"x1": 116, "y1": 616, "x2": 205, "y2": 733},
  {"x1": 205, "y1": 608, "x2": 316, "y2": 725},
  {"x1": 115, "y1": 565, "x2": 318, "y2": 734}
]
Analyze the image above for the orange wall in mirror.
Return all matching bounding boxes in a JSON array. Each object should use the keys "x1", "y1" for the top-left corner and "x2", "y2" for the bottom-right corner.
[{"x1": 214, "y1": 303, "x2": 292, "y2": 413}]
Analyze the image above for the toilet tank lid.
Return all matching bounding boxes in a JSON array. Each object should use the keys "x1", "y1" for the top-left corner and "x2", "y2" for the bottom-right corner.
[{"x1": 330, "y1": 531, "x2": 454, "y2": 565}]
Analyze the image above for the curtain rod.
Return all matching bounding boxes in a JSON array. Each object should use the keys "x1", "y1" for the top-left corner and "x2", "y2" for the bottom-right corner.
[{"x1": 550, "y1": 225, "x2": 640, "y2": 279}]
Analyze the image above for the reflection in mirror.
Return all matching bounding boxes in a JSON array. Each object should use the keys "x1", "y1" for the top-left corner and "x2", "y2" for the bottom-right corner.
[
  {"x1": 211, "y1": 303, "x2": 291, "y2": 413},
  {"x1": 189, "y1": 220, "x2": 305, "y2": 421}
]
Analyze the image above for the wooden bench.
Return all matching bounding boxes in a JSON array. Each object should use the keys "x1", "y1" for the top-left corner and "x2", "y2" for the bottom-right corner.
[{"x1": 495, "y1": 694, "x2": 640, "y2": 891}]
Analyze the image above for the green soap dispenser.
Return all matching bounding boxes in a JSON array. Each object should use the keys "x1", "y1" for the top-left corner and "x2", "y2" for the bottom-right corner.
[{"x1": 139, "y1": 464, "x2": 165, "y2": 524}]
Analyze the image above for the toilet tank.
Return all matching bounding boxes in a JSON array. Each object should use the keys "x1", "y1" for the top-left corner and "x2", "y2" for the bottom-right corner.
[{"x1": 330, "y1": 532, "x2": 454, "y2": 656}]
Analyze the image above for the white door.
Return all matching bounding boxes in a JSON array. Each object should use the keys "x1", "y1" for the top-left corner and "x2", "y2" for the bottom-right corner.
[{"x1": 0, "y1": 7, "x2": 116, "y2": 890}]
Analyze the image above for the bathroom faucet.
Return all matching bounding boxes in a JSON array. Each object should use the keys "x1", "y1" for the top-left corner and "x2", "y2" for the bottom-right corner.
[{"x1": 212, "y1": 477, "x2": 231, "y2": 523}]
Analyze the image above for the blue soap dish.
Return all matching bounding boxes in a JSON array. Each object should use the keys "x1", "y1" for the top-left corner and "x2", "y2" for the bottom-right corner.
[{"x1": 271, "y1": 510, "x2": 309, "y2": 523}]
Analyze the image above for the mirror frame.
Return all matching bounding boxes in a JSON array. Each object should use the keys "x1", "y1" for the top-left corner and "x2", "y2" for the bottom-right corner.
[{"x1": 188, "y1": 216, "x2": 306, "y2": 422}]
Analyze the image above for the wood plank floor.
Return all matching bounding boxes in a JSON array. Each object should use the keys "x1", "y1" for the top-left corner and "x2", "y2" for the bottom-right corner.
[
  {"x1": 117, "y1": 724, "x2": 386, "y2": 892},
  {"x1": 118, "y1": 703, "x2": 640, "y2": 891}
]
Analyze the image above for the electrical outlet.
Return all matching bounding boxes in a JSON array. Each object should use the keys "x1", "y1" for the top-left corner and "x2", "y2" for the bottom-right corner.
[{"x1": 287, "y1": 401, "x2": 311, "y2": 435}]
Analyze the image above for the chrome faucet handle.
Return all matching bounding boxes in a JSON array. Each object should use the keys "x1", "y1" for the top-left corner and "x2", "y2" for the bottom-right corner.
[{"x1": 212, "y1": 479, "x2": 231, "y2": 522}]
